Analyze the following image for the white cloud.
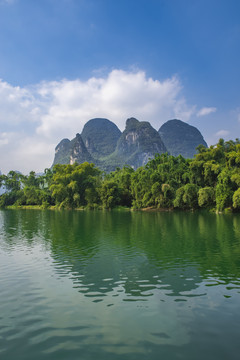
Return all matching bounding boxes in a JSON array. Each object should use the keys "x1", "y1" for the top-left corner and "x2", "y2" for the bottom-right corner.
[
  {"x1": 0, "y1": 80, "x2": 39, "y2": 125},
  {"x1": 0, "y1": 69, "x2": 197, "y2": 174},
  {"x1": 215, "y1": 130, "x2": 230, "y2": 137},
  {"x1": 36, "y1": 70, "x2": 194, "y2": 139},
  {"x1": 197, "y1": 107, "x2": 217, "y2": 117}
]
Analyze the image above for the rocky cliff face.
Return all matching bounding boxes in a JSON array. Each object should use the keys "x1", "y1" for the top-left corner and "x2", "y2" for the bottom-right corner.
[
  {"x1": 69, "y1": 133, "x2": 93, "y2": 165},
  {"x1": 159, "y1": 119, "x2": 207, "y2": 158},
  {"x1": 115, "y1": 118, "x2": 167, "y2": 168},
  {"x1": 52, "y1": 133, "x2": 93, "y2": 166}
]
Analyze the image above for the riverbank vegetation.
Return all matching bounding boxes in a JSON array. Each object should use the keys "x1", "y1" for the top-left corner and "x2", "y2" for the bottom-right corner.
[{"x1": 1, "y1": 139, "x2": 240, "y2": 212}]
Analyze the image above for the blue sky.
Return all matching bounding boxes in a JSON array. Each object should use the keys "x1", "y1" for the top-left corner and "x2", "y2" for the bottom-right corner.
[{"x1": 0, "y1": 0, "x2": 240, "y2": 173}]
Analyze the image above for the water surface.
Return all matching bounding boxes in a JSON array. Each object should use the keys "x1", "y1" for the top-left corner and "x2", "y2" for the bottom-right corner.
[{"x1": 0, "y1": 209, "x2": 240, "y2": 359}]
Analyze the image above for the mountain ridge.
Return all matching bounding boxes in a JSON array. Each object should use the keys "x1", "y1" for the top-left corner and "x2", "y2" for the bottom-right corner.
[{"x1": 52, "y1": 117, "x2": 208, "y2": 171}]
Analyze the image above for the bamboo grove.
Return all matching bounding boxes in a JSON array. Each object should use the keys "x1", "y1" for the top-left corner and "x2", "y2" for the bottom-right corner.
[{"x1": 1, "y1": 139, "x2": 240, "y2": 212}]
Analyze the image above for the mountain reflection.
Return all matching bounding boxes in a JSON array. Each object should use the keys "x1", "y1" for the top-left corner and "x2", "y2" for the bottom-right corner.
[{"x1": 1, "y1": 209, "x2": 240, "y2": 300}]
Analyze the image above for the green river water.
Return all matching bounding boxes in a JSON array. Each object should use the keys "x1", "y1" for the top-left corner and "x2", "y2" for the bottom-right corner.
[{"x1": 0, "y1": 209, "x2": 240, "y2": 359}]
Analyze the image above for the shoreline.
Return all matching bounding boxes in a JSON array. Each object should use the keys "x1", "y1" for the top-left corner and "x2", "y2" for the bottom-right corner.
[{"x1": 1, "y1": 205, "x2": 235, "y2": 214}]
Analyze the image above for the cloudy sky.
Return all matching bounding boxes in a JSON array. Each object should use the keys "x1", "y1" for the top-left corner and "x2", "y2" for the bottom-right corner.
[{"x1": 0, "y1": 0, "x2": 240, "y2": 174}]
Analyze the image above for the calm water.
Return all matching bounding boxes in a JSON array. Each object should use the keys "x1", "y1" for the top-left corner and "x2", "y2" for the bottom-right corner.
[{"x1": 0, "y1": 209, "x2": 240, "y2": 360}]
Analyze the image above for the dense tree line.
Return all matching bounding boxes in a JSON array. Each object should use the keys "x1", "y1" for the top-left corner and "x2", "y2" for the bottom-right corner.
[{"x1": 1, "y1": 138, "x2": 240, "y2": 212}]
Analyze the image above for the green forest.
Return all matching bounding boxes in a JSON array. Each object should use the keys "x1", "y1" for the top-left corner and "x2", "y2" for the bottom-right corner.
[{"x1": 1, "y1": 138, "x2": 240, "y2": 212}]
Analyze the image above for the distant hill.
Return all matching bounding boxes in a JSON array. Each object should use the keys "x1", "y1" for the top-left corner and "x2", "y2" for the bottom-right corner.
[
  {"x1": 158, "y1": 119, "x2": 208, "y2": 158},
  {"x1": 52, "y1": 117, "x2": 207, "y2": 170}
]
